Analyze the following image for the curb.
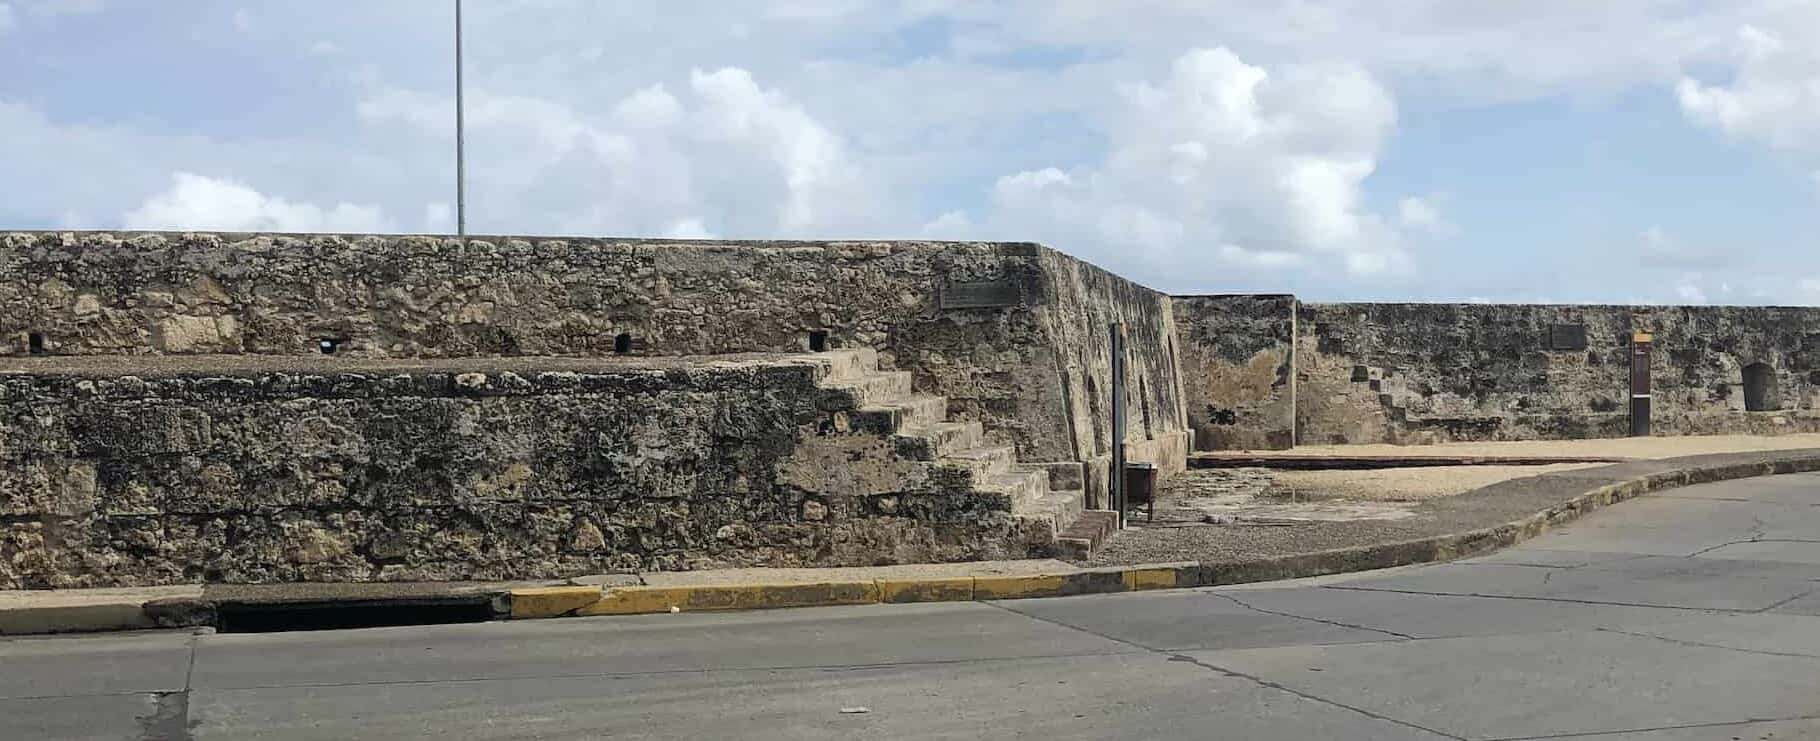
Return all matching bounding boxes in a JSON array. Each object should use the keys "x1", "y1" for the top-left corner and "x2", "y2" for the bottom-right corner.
[
  {"x1": 6, "y1": 450, "x2": 1819, "y2": 634},
  {"x1": 507, "y1": 450, "x2": 1820, "y2": 618}
]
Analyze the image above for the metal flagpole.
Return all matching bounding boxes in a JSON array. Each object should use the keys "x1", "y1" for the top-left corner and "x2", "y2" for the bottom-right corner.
[{"x1": 455, "y1": 0, "x2": 467, "y2": 242}]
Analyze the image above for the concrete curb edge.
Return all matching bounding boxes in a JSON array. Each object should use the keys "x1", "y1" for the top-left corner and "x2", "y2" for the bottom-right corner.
[{"x1": 508, "y1": 452, "x2": 1820, "y2": 618}]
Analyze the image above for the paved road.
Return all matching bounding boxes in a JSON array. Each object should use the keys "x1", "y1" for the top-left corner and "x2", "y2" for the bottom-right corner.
[{"x1": 10, "y1": 473, "x2": 1820, "y2": 740}]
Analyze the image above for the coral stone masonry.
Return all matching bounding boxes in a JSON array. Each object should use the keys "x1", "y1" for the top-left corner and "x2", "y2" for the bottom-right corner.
[{"x1": 3, "y1": 231, "x2": 1818, "y2": 587}]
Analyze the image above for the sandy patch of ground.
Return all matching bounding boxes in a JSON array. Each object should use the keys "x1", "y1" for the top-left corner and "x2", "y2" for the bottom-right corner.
[
  {"x1": 1271, "y1": 434, "x2": 1820, "y2": 460},
  {"x1": 1269, "y1": 464, "x2": 1608, "y2": 502}
]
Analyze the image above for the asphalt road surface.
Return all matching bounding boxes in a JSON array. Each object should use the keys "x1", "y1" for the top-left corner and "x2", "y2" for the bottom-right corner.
[{"x1": 10, "y1": 473, "x2": 1820, "y2": 740}]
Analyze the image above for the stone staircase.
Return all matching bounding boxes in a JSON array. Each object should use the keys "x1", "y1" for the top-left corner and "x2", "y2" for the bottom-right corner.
[{"x1": 810, "y1": 348, "x2": 1114, "y2": 560}]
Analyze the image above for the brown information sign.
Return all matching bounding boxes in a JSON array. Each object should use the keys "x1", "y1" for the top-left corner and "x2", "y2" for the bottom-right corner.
[{"x1": 940, "y1": 279, "x2": 1022, "y2": 310}]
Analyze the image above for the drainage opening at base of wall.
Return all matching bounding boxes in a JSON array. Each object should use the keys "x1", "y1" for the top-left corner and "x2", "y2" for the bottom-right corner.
[
  {"x1": 808, "y1": 330, "x2": 828, "y2": 352},
  {"x1": 27, "y1": 332, "x2": 45, "y2": 355},
  {"x1": 614, "y1": 333, "x2": 633, "y2": 354},
  {"x1": 216, "y1": 599, "x2": 497, "y2": 633},
  {"x1": 1743, "y1": 362, "x2": 1781, "y2": 411}
]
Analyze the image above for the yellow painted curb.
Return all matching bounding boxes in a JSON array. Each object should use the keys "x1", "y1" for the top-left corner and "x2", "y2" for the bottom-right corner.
[
  {"x1": 973, "y1": 574, "x2": 1069, "y2": 600},
  {"x1": 1121, "y1": 564, "x2": 1198, "y2": 591},
  {"x1": 509, "y1": 586, "x2": 603, "y2": 619},
  {"x1": 577, "y1": 581, "x2": 879, "y2": 616},
  {"x1": 877, "y1": 577, "x2": 973, "y2": 603}
]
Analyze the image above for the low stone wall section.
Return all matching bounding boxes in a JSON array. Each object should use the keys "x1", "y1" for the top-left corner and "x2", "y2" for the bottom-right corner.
[{"x1": 0, "y1": 354, "x2": 1045, "y2": 589}]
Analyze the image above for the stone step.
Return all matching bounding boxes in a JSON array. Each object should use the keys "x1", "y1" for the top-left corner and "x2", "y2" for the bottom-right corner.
[
  {"x1": 852, "y1": 395, "x2": 950, "y2": 435},
  {"x1": 813, "y1": 348, "x2": 880, "y2": 383},
  {"x1": 981, "y1": 469, "x2": 1050, "y2": 509},
  {"x1": 1016, "y1": 461, "x2": 1084, "y2": 492},
  {"x1": 893, "y1": 394, "x2": 949, "y2": 427},
  {"x1": 893, "y1": 420, "x2": 983, "y2": 460},
  {"x1": 940, "y1": 444, "x2": 1018, "y2": 478},
  {"x1": 822, "y1": 370, "x2": 913, "y2": 407},
  {"x1": 1033, "y1": 487, "x2": 1085, "y2": 526},
  {"x1": 1013, "y1": 486, "x2": 1083, "y2": 533},
  {"x1": 1054, "y1": 510, "x2": 1119, "y2": 561}
]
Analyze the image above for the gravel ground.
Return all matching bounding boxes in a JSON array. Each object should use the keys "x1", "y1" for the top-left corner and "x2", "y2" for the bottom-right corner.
[
  {"x1": 1269, "y1": 434, "x2": 1820, "y2": 459},
  {"x1": 1271, "y1": 464, "x2": 1606, "y2": 501},
  {"x1": 1089, "y1": 445, "x2": 1820, "y2": 567}
]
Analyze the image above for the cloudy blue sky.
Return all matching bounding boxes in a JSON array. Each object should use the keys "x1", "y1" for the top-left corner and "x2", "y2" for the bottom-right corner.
[{"x1": 3, "y1": 0, "x2": 1819, "y2": 303}]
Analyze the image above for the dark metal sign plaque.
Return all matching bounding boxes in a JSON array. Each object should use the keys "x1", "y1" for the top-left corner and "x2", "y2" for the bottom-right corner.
[
  {"x1": 939, "y1": 279, "x2": 1022, "y2": 310},
  {"x1": 1550, "y1": 324, "x2": 1587, "y2": 351}
]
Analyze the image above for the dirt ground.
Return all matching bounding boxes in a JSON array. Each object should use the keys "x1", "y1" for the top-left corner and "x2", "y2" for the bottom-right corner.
[
  {"x1": 1269, "y1": 464, "x2": 1607, "y2": 501},
  {"x1": 1140, "y1": 434, "x2": 1820, "y2": 527},
  {"x1": 1266, "y1": 433, "x2": 1820, "y2": 460},
  {"x1": 1247, "y1": 435, "x2": 1820, "y2": 502}
]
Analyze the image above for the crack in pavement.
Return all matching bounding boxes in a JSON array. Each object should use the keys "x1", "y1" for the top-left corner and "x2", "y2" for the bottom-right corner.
[
  {"x1": 1322, "y1": 585, "x2": 1745, "y2": 614},
  {"x1": 155, "y1": 649, "x2": 1152, "y2": 694},
  {"x1": 1204, "y1": 591, "x2": 1418, "y2": 640},
  {"x1": 1755, "y1": 585, "x2": 1820, "y2": 614},
  {"x1": 1481, "y1": 711, "x2": 1820, "y2": 740},
  {"x1": 1159, "y1": 653, "x2": 1467, "y2": 740},
  {"x1": 979, "y1": 601, "x2": 1464, "y2": 740},
  {"x1": 1688, "y1": 537, "x2": 1820, "y2": 558},
  {"x1": 136, "y1": 691, "x2": 189, "y2": 741},
  {"x1": 135, "y1": 628, "x2": 202, "y2": 741},
  {"x1": 1595, "y1": 626, "x2": 1820, "y2": 661}
]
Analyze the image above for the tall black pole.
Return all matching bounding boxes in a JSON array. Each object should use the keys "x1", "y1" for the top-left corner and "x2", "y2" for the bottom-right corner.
[
  {"x1": 1110, "y1": 322, "x2": 1127, "y2": 527},
  {"x1": 455, "y1": 0, "x2": 467, "y2": 241}
]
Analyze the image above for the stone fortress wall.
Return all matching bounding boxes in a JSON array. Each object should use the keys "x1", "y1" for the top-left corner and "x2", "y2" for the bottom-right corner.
[
  {"x1": 0, "y1": 232, "x2": 1187, "y2": 477},
  {"x1": 9, "y1": 230, "x2": 1819, "y2": 586},
  {"x1": 1175, "y1": 295, "x2": 1820, "y2": 449},
  {"x1": 0, "y1": 232, "x2": 1185, "y2": 587}
]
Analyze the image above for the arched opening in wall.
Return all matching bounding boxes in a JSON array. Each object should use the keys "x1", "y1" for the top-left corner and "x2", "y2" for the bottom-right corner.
[
  {"x1": 27, "y1": 332, "x2": 45, "y2": 355},
  {"x1": 1743, "y1": 362, "x2": 1780, "y2": 411},
  {"x1": 807, "y1": 330, "x2": 828, "y2": 352},
  {"x1": 614, "y1": 333, "x2": 632, "y2": 355}
]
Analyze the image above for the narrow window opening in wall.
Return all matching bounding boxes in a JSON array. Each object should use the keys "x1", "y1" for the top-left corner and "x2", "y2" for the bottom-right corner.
[
  {"x1": 1085, "y1": 375, "x2": 1106, "y2": 455},
  {"x1": 1138, "y1": 378, "x2": 1154, "y2": 438},
  {"x1": 808, "y1": 330, "x2": 828, "y2": 352},
  {"x1": 318, "y1": 338, "x2": 339, "y2": 355},
  {"x1": 27, "y1": 332, "x2": 45, "y2": 355},
  {"x1": 614, "y1": 333, "x2": 632, "y2": 354},
  {"x1": 1743, "y1": 362, "x2": 1780, "y2": 411}
]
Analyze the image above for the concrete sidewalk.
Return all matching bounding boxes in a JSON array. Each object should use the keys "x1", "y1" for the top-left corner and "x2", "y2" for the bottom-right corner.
[{"x1": 6, "y1": 447, "x2": 1820, "y2": 635}]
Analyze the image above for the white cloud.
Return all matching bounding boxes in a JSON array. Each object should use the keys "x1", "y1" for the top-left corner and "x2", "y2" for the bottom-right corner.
[
  {"x1": 422, "y1": 202, "x2": 452, "y2": 232},
  {"x1": 1636, "y1": 225, "x2": 1724, "y2": 270},
  {"x1": 308, "y1": 40, "x2": 339, "y2": 56},
  {"x1": 919, "y1": 210, "x2": 972, "y2": 238},
  {"x1": 1674, "y1": 272, "x2": 1708, "y2": 304},
  {"x1": 662, "y1": 218, "x2": 715, "y2": 239},
  {"x1": 21, "y1": 0, "x2": 103, "y2": 17},
  {"x1": 1801, "y1": 277, "x2": 1820, "y2": 301},
  {"x1": 1678, "y1": 24, "x2": 1820, "y2": 152},
  {"x1": 357, "y1": 65, "x2": 880, "y2": 239},
  {"x1": 973, "y1": 47, "x2": 1405, "y2": 286},
  {"x1": 1397, "y1": 195, "x2": 1455, "y2": 237},
  {"x1": 231, "y1": 7, "x2": 249, "y2": 33},
  {"x1": 0, "y1": 4, "x2": 15, "y2": 34},
  {"x1": 123, "y1": 172, "x2": 392, "y2": 233}
]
